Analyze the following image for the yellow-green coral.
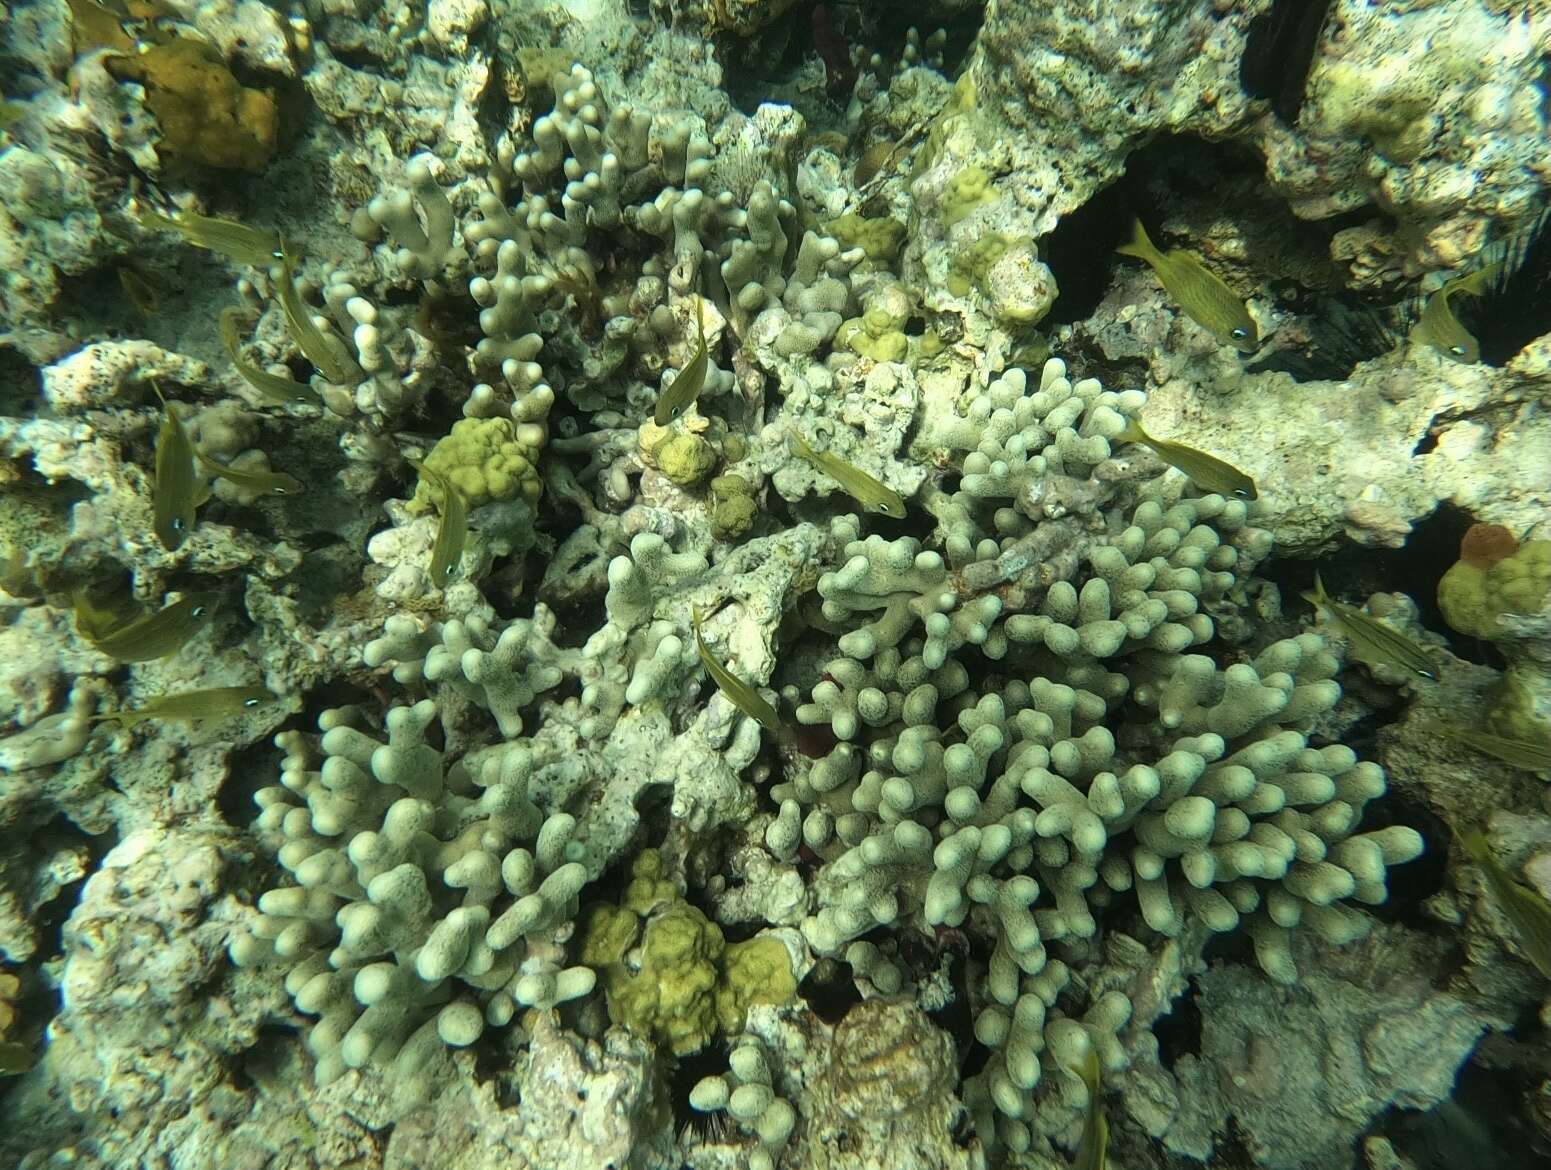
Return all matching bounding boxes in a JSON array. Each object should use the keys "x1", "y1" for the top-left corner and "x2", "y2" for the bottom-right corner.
[
  {"x1": 410, "y1": 417, "x2": 543, "y2": 513},
  {"x1": 1437, "y1": 540, "x2": 1551, "y2": 641},
  {"x1": 714, "y1": 936, "x2": 796, "y2": 1034},
  {"x1": 609, "y1": 904, "x2": 725, "y2": 1056},
  {"x1": 836, "y1": 286, "x2": 913, "y2": 363},
  {"x1": 582, "y1": 851, "x2": 795, "y2": 1056},
  {"x1": 827, "y1": 213, "x2": 906, "y2": 267},
  {"x1": 107, "y1": 39, "x2": 278, "y2": 173},
  {"x1": 710, "y1": 474, "x2": 757, "y2": 542},
  {"x1": 658, "y1": 432, "x2": 718, "y2": 488},
  {"x1": 940, "y1": 165, "x2": 1000, "y2": 228}
]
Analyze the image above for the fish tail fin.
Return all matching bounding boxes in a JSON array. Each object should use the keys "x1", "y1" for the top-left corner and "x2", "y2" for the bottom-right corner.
[
  {"x1": 1300, "y1": 570, "x2": 1329, "y2": 610},
  {"x1": 148, "y1": 377, "x2": 168, "y2": 409},
  {"x1": 789, "y1": 432, "x2": 814, "y2": 459},
  {"x1": 1116, "y1": 416, "x2": 1146, "y2": 446},
  {"x1": 1459, "y1": 829, "x2": 1491, "y2": 864},
  {"x1": 694, "y1": 294, "x2": 705, "y2": 343},
  {"x1": 1116, "y1": 218, "x2": 1159, "y2": 263}
]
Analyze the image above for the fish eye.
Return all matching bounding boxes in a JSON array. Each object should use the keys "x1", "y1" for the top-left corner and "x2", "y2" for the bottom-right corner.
[
  {"x1": 1234, "y1": 488, "x2": 1251, "y2": 498},
  {"x1": 243, "y1": 697, "x2": 260, "y2": 708},
  {"x1": 191, "y1": 604, "x2": 207, "y2": 617},
  {"x1": 1230, "y1": 328, "x2": 1248, "y2": 340},
  {"x1": 1450, "y1": 344, "x2": 1467, "y2": 355}
]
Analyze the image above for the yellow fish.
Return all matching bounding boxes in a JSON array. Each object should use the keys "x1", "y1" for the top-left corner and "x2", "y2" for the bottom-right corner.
[
  {"x1": 1067, "y1": 1043, "x2": 1109, "y2": 1170},
  {"x1": 150, "y1": 380, "x2": 197, "y2": 551},
  {"x1": 1460, "y1": 829, "x2": 1551, "y2": 981},
  {"x1": 1301, "y1": 571, "x2": 1437, "y2": 681},
  {"x1": 277, "y1": 244, "x2": 364, "y2": 386},
  {"x1": 1410, "y1": 264, "x2": 1499, "y2": 364},
  {"x1": 406, "y1": 458, "x2": 468, "y2": 589},
  {"x1": 92, "y1": 685, "x2": 276, "y2": 728},
  {"x1": 654, "y1": 296, "x2": 710, "y2": 425},
  {"x1": 76, "y1": 592, "x2": 215, "y2": 662},
  {"x1": 1439, "y1": 721, "x2": 1550, "y2": 775},
  {"x1": 1117, "y1": 219, "x2": 1259, "y2": 352},
  {"x1": 692, "y1": 606, "x2": 783, "y2": 735},
  {"x1": 195, "y1": 449, "x2": 302, "y2": 497},
  {"x1": 218, "y1": 308, "x2": 319, "y2": 406},
  {"x1": 137, "y1": 207, "x2": 282, "y2": 268},
  {"x1": 1117, "y1": 418, "x2": 1257, "y2": 500},
  {"x1": 789, "y1": 433, "x2": 907, "y2": 518}
]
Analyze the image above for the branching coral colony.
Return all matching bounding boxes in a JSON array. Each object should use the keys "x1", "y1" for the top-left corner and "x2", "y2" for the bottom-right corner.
[{"x1": 206, "y1": 57, "x2": 1431, "y2": 1165}]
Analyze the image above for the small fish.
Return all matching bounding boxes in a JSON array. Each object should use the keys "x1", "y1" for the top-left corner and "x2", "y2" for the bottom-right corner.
[
  {"x1": 1117, "y1": 219, "x2": 1260, "y2": 353},
  {"x1": 76, "y1": 592, "x2": 215, "y2": 662},
  {"x1": 118, "y1": 265, "x2": 159, "y2": 318},
  {"x1": 789, "y1": 433, "x2": 907, "y2": 518},
  {"x1": 1439, "y1": 721, "x2": 1551, "y2": 775},
  {"x1": 276, "y1": 245, "x2": 365, "y2": 386},
  {"x1": 0, "y1": 1041, "x2": 32, "y2": 1076},
  {"x1": 1067, "y1": 1044, "x2": 1109, "y2": 1170},
  {"x1": 692, "y1": 606, "x2": 783, "y2": 735},
  {"x1": 150, "y1": 380, "x2": 198, "y2": 551},
  {"x1": 1410, "y1": 264, "x2": 1500, "y2": 364},
  {"x1": 1460, "y1": 829, "x2": 1551, "y2": 981},
  {"x1": 1301, "y1": 571, "x2": 1438, "y2": 681},
  {"x1": 654, "y1": 296, "x2": 710, "y2": 425},
  {"x1": 218, "y1": 309, "x2": 319, "y2": 406},
  {"x1": 92, "y1": 685, "x2": 276, "y2": 728},
  {"x1": 137, "y1": 207, "x2": 282, "y2": 268},
  {"x1": 1116, "y1": 418, "x2": 1257, "y2": 500},
  {"x1": 406, "y1": 458, "x2": 467, "y2": 589},
  {"x1": 195, "y1": 449, "x2": 302, "y2": 497}
]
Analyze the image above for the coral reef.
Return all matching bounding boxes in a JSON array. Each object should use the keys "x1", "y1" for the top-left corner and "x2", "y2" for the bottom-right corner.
[{"x1": 0, "y1": 0, "x2": 1547, "y2": 1168}]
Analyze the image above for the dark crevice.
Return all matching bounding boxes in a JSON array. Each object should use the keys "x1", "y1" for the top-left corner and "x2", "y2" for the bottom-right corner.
[
  {"x1": 1240, "y1": 0, "x2": 1338, "y2": 125},
  {"x1": 1478, "y1": 206, "x2": 1551, "y2": 367},
  {"x1": 1259, "y1": 501, "x2": 1496, "y2": 667},
  {"x1": 798, "y1": 956, "x2": 862, "y2": 1025},
  {"x1": 217, "y1": 735, "x2": 286, "y2": 828},
  {"x1": 1153, "y1": 977, "x2": 1203, "y2": 1069},
  {"x1": 670, "y1": 1042, "x2": 731, "y2": 1139},
  {"x1": 1357, "y1": 794, "x2": 1451, "y2": 928},
  {"x1": 1374, "y1": 1056, "x2": 1543, "y2": 1170}
]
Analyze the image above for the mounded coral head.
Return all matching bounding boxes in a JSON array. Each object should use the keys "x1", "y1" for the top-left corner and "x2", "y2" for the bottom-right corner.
[
  {"x1": 107, "y1": 39, "x2": 278, "y2": 173},
  {"x1": 1438, "y1": 536, "x2": 1551, "y2": 640},
  {"x1": 410, "y1": 416, "x2": 543, "y2": 513},
  {"x1": 585, "y1": 851, "x2": 794, "y2": 1056}
]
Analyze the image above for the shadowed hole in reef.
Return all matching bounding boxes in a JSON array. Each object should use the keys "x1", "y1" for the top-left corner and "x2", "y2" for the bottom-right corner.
[
  {"x1": 1260, "y1": 502, "x2": 1504, "y2": 669},
  {"x1": 216, "y1": 735, "x2": 287, "y2": 827},
  {"x1": 0, "y1": 345, "x2": 41, "y2": 415},
  {"x1": 1357, "y1": 793, "x2": 1450, "y2": 929},
  {"x1": 1478, "y1": 206, "x2": 1551, "y2": 367},
  {"x1": 798, "y1": 956, "x2": 862, "y2": 1024},
  {"x1": 1153, "y1": 976, "x2": 1203, "y2": 1069},
  {"x1": 32, "y1": 817, "x2": 107, "y2": 963},
  {"x1": 1374, "y1": 1055, "x2": 1541, "y2": 1170},
  {"x1": 670, "y1": 1041, "x2": 730, "y2": 1138}
]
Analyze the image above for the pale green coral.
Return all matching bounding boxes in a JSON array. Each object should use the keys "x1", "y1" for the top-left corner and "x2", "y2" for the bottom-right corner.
[
  {"x1": 826, "y1": 213, "x2": 906, "y2": 267},
  {"x1": 410, "y1": 416, "x2": 543, "y2": 513},
  {"x1": 710, "y1": 474, "x2": 757, "y2": 542},
  {"x1": 585, "y1": 851, "x2": 795, "y2": 1056},
  {"x1": 715, "y1": 936, "x2": 796, "y2": 1034},
  {"x1": 836, "y1": 283, "x2": 912, "y2": 362},
  {"x1": 940, "y1": 165, "x2": 1000, "y2": 227},
  {"x1": 659, "y1": 432, "x2": 719, "y2": 488},
  {"x1": 608, "y1": 903, "x2": 725, "y2": 1056},
  {"x1": 1437, "y1": 540, "x2": 1551, "y2": 640}
]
